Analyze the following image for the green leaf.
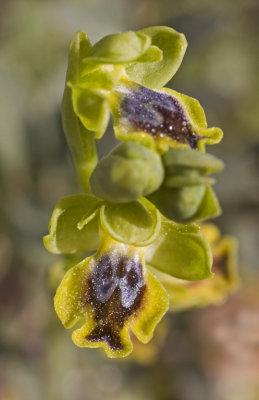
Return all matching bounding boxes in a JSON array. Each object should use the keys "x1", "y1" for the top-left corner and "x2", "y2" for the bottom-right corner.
[
  {"x1": 90, "y1": 142, "x2": 164, "y2": 202},
  {"x1": 43, "y1": 194, "x2": 103, "y2": 254},
  {"x1": 126, "y1": 26, "x2": 187, "y2": 89},
  {"x1": 86, "y1": 31, "x2": 151, "y2": 63},
  {"x1": 71, "y1": 85, "x2": 110, "y2": 138},
  {"x1": 100, "y1": 198, "x2": 161, "y2": 246},
  {"x1": 146, "y1": 219, "x2": 213, "y2": 281}
]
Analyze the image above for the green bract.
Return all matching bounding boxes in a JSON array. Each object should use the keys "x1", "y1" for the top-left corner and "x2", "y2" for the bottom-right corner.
[
  {"x1": 43, "y1": 194, "x2": 102, "y2": 254},
  {"x1": 44, "y1": 26, "x2": 237, "y2": 359}
]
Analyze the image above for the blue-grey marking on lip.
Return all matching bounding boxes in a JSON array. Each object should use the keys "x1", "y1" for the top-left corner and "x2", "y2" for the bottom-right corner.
[
  {"x1": 120, "y1": 86, "x2": 202, "y2": 149},
  {"x1": 86, "y1": 254, "x2": 146, "y2": 350}
]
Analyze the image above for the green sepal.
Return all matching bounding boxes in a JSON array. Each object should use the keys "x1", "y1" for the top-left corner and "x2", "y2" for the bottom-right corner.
[
  {"x1": 148, "y1": 227, "x2": 239, "y2": 311},
  {"x1": 126, "y1": 26, "x2": 187, "y2": 89},
  {"x1": 85, "y1": 31, "x2": 151, "y2": 63},
  {"x1": 65, "y1": 31, "x2": 92, "y2": 83},
  {"x1": 43, "y1": 194, "x2": 103, "y2": 254},
  {"x1": 189, "y1": 185, "x2": 221, "y2": 222},
  {"x1": 100, "y1": 198, "x2": 161, "y2": 246},
  {"x1": 90, "y1": 142, "x2": 164, "y2": 202},
  {"x1": 163, "y1": 148, "x2": 224, "y2": 175},
  {"x1": 146, "y1": 218, "x2": 212, "y2": 281},
  {"x1": 62, "y1": 31, "x2": 98, "y2": 192},
  {"x1": 71, "y1": 84, "x2": 110, "y2": 139}
]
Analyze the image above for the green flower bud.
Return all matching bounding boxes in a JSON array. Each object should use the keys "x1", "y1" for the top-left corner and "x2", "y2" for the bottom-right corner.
[
  {"x1": 148, "y1": 184, "x2": 221, "y2": 223},
  {"x1": 148, "y1": 148, "x2": 223, "y2": 223},
  {"x1": 163, "y1": 148, "x2": 224, "y2": 175},
  {"x1": 90, "y1": 142, "x2": 164, "y2": 202}
]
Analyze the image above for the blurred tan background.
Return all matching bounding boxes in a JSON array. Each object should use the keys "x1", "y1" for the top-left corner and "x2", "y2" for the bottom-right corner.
[{"x1": 0, "y1": 1, "x2": 259, "y2": 399}]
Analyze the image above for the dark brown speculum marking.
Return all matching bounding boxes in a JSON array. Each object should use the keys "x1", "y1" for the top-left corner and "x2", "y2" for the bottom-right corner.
[
  {"x1": 120, "y1": 86, "x2": 201, "y2": 149},
  {"x1": 85, "y1": 254, "x2": 146, "y2": 350}
]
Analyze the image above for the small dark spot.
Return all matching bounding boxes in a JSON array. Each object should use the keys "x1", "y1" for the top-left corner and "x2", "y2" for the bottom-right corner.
[
  {"x1": 85, "y1": 254, "x2": 146, "y2": 350},
  {"x1": 120, "y1": 86, "x2": 201, "y2": 148}
]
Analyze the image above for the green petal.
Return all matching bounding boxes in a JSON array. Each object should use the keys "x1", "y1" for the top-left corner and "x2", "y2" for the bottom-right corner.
[
  {"x1": 71, "y1": 85, "x2": 110, "y2": 139},
  {"x1": 131, "y1": 270, "x2": 169, "y2": 343},
  {"x1": 86, "y1": 31, "x2": 151, "y2": 63},
  {"x1": 100, "y1": 198, "x2": 161, "y2": 246},
  {"x1": 146, "y1": 219, "x2": 212, "y2": 281},
  {"x1": 126, "y1": 26, "x2": 187, "y2": 88},
  {"x1": 90, "y1": 142, "x2": 164, "y2": 202},
  {"x1": 77, "y1": 69, "x2": 115, "y2": 90},
  {"x1": 43, "y1": 194, "x2": 102, "y2": 254}
]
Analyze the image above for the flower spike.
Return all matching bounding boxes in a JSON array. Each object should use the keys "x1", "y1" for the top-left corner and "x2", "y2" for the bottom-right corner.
[{"x1": 44, "y1": 26, "x2": 238, "y2": 358}]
